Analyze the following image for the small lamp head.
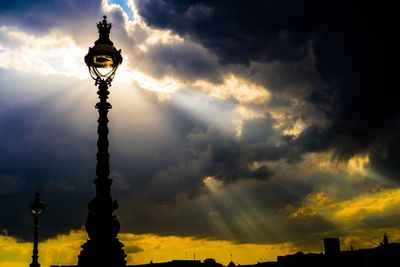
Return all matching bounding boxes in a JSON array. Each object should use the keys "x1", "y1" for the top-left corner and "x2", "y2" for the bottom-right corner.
[{"x1": 30, "y1": 191, "x2": 44, "y2": 216}]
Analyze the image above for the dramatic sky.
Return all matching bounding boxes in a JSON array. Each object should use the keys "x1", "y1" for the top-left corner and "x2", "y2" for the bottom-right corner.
[{"x1": 0, "y1": 1, "x2": 394, "y2": 266}]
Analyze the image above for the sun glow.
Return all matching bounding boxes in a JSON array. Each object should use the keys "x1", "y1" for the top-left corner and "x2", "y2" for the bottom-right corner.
[
  {"x1": 131, "y1": 71, "x2": 182, "y2": 94},
  {"x1": 0, "y1": 26, "x2": 87, "y2": 78}
]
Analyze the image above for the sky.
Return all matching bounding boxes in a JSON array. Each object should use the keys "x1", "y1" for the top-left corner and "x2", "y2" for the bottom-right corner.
[{"x1": 0, "y1": 0, "x2": 395, "y2": 266}]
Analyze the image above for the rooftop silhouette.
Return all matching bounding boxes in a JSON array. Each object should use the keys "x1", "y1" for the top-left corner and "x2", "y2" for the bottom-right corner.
[{"x1": 49, "y1": 234, "x2": 400, "y2": 267}]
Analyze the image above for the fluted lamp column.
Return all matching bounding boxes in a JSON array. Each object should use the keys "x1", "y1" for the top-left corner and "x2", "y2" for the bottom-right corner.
[
  {"x1": 77, "y1": 15, "x2": 126, "y2": 267},
  {"x1": 29, "y1": 191, "x2": 44, "y2": 267}
]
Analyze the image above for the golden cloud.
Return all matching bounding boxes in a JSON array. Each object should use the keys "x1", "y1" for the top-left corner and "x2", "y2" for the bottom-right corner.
[
  {"x1": 0, "y1": 26, "x2": 87, "y2": 77},
  {"x1": 0, "y1": 231, "x2": 298, "y2": 266},
  {"x1": 195, "y1": 74, "x2": 271, "y2": 105}
]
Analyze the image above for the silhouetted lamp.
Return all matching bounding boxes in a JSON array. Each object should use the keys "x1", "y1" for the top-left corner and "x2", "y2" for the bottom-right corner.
[
  {"x1": 29, "y1": 191, "x2": 44, "y2": 267},
  {"x1": 84, "y1": 15, "x2": 122, "y2": 82},
  {"x1": 78, "y1": 15, "x2": 126, "y2": 267}
]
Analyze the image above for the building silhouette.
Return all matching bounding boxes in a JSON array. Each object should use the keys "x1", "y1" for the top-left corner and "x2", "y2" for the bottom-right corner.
[
  {"x1": 273, "y1": 234, "x2": 400, "y2": 267},
  {"x1": 323, "y1": 237, "x2": 340, "y2": 256},
  {"x1": 50, "y1": 234, "x2": 400, "y2": 267}
]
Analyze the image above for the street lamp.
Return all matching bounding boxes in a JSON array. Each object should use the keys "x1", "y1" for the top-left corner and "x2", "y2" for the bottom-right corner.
[
  {"x1": 84, "y1": 15, "x2": 122, "y2": 83},
  {"x1": 29, "y1": 190, "x2": 45, "y2": 267},
  {"x1": 78, "y1": 16, "x2": 126, "y2": 267}
]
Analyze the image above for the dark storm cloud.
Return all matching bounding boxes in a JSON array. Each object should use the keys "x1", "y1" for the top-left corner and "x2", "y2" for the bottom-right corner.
[
  {"x1": 137, "y1": 0, "x2": 395, "y2": 171},
  {"x1": 369, "y1": 133, "x2": 400, "y2": 181},
  {"x1": 0, "y1": 0, "x2": 102, "y2": 32},
  {"x1": 0, "y1": 70, "x2": 101, "y2": 240},
  {"x1": 117, "y1": 112, "x2": 333, "y2": 241},
  {"x1": 0, "y1": 0, "x2": 108, "y2": 55},
  {"x1": 0, "y1": 175, "x2": 25, "y2": 195},
  {"x1": 145, "y1": 42, "x2": 221, "y2": 83},
  {"x1": 246, "y1": 56, "x2": 324, "y2": 98},
  {"x1": 107, "y1": 0, "x2": 397, "y2": 242},
  {"x1": 112, "y1": 113, "x2": 292, "y2": 241},
  {"x1": 0, "y1": 1, "x2": 48, "y2": 12},
  {"x1": 144, "y1": 114, "x2": 281, "y2": 204},
  {"x1": 1, "y1": 0, "x2": 397, "y2": 248},
  {"x1": 136, "y1": 0, "x2": 312, "y2": 65},
  {"x1": 119, "y1": 168, "x2": 342, "y2": 244},
  {"x1": 305, "y1": 2, "x2": 394, "y2": 162}
]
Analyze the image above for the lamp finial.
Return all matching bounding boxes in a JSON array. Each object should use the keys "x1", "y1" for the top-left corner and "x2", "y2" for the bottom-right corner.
[{"x1": 96, "y1": 15, "x2": 113, "y2": 45}]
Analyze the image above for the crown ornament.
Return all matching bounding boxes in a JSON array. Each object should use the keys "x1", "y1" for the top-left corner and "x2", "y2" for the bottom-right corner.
[{"x1": 95, "y1": 15, "x2": 114, "y2": 46}]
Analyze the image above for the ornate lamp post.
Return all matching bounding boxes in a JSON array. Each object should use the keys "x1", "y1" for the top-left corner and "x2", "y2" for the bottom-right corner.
[
  {"x1": 29, "y1": 191, "x2": 45, "y2": 267},
  {"x1": 78, "y1": 16, "x2": 126, "y2": 267}
]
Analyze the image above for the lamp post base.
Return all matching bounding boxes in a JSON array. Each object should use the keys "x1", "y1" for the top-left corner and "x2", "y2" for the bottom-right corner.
[
  {"x1": 77, "y1": 187, "x2": 127, "y2": 267},
  {"x1": 78, "y1": 238, "x2": 126, "y2": 267}
]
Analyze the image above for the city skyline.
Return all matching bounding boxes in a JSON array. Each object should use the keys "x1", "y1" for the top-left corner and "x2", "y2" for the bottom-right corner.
[{"x1": 0, "y1": 1, "x2": 394, "y2": 266}]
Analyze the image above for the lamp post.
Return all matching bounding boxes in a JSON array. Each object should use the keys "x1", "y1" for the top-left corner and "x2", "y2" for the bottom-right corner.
[
  {"x1": 29, "y1": 190, "x2": 44, "y2": 267},
  {"x1": 78, "y1": 16, "x2": 126, "y2": 267}
]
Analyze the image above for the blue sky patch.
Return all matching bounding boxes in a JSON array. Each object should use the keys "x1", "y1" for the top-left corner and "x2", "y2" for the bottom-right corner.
[{"x1": 108, "y1": 0, "x2": 134, "y2": 20}]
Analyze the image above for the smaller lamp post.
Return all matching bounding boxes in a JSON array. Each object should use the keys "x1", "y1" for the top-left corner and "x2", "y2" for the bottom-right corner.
[{"x1": 29, "y1": 190, "x2": 45, "y2": 267}]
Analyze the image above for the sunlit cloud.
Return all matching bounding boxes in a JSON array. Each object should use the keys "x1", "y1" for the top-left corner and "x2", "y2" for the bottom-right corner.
[
  {"x1": 194, "y1": 75, "x2": 271, "y2": 105},
  {"x1": 0, "y1": 231, "x2": 298, "y2": 266},
  {"x1": 0, "y1": 231, "x2": 84, "y2": 267},
  {"x1": 143, "y1": 28, "x2": 184, "y2": 47},
  {"x1": 203, "y1": 176, "x2": 223, "y2": 193},
  {"x1": 272, "y1": 114, "x2": 307, "y2": 138},
  {"x1": 283, "y1": 152, "x2": 371, "y2": 178},
  {"x1": 0, "y1": 26, "x2": 87, "y2": 78},
  {"x1": 232, "y1": 106, "x2": 265, "y2": 137},
  {"x1": 347, "y1": 154, "x2": 370, "y2": 176},
  {"x1": 334, "y1": 188, "x2": 400, "y2": 223},
  {"x1": 131, "y1": 71, "x2": 182, "y2": 94},
  {"x1": 168, "y1": 89, "x2": 237, "y2": 135},
  {"x1": 125, "y1": 232, "x2": 300, "y2": 265},
  {"x1": 269, "y1": 105, "x2": 328, "y2": 141},
  {"x1": 284, "y1": 187, "x2": 400, "y2": 235}
]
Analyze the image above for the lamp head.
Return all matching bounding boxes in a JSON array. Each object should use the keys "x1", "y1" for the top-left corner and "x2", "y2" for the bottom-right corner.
[
  {"x1": 29, "y1": 191, "x2": 44, "y2": 216},
  {"x1": 85, "y1": 16, "x2": 123, "y2": 81}
]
